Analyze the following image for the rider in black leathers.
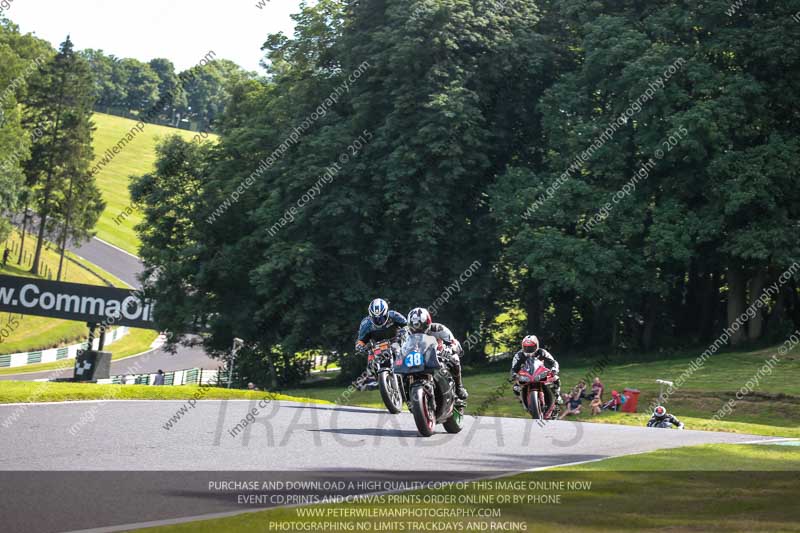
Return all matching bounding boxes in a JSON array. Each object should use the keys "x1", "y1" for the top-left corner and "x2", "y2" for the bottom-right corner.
[
  {"x1": 407, "y1": 307, "x2": 468, "y2": 400},
  {"x1": 510, "y1": 335, "x2": 562, "y2": 404},
  {"x1": 647, "y1": 406, "x2": 684, "y2": 429}
]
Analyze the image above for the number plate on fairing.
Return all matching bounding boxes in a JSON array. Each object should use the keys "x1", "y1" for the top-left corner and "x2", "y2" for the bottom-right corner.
[{"x1": 404, "y1": 351, "x2": 424, "y2": 368}]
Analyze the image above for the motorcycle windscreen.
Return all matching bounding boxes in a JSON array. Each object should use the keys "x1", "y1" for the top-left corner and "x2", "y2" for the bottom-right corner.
[
  {"x1": 524, "y1": 357, "x2": 548, "y2": 380},
  {"x1": 394, "y1": 333, "x2": 441, "y2": 374}
]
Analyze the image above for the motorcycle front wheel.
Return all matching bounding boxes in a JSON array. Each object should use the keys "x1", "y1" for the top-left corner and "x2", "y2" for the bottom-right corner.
[
  {"x1": 410, "y1": 383, "x2": 436, "y2": 437},
  {"x1": 527, "y1": 389, "x2": 544, "y2": 421},
  {"x1": 378, "y1": 371, "x2": 403, "y2": 414}
]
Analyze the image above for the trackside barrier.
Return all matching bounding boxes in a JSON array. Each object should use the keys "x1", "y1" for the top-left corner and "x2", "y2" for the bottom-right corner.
[
  {"x1": 0, "y1": 327, "x2": 130, "y2": 368},
  {"x1": 97, "y1": 367, "x2": 225, "y2": 386}
]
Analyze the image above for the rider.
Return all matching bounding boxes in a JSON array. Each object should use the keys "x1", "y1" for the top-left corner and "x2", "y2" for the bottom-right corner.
[
  {"x1": 647, "y1": 405, "x2": 684, "y2": 429},
  {"x1": 510, "y1": 335, "x2": 562, "y2": 404},
  {"x1": 355, "y1": 298, "x2": 408, "y2": 373},
  {"x1": 406, "y1": 307, "x2": 468, "y2": 400}
]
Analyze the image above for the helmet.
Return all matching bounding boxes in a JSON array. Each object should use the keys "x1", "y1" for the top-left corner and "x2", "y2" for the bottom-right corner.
[
  {"x1": 522, "y1": 335, "x2": 539, "y2": 354},
  {"x1": 407, "y1": 307, "x2": 432, "y2": 333},
  {"x1": 653, "y1": 405, "x2": 666, "y2": 418},
  {"x1": 368, "y1": 298, "x2": 389, "y2": 326}
]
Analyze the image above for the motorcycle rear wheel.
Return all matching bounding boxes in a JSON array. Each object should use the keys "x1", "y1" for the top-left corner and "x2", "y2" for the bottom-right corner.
[
  {"x1": 378, "y1": 371, "x2": 403, "y2": 414},
  {"x1": 410, "y1": 383, "x2": 436, "y2": 437}
]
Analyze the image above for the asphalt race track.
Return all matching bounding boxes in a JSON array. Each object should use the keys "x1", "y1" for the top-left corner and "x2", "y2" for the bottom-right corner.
[{"x1": 0, "y1": 399, "x2": 773, "y2": 532}]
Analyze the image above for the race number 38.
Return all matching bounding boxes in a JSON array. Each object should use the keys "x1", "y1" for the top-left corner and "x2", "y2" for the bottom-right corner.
[{"x1": 404, "y1": 351, "x2": 423, "y2": 367}]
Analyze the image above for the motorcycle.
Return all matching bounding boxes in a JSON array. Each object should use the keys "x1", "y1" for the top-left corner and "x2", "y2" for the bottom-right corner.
[
  {"x1": 368, "y1": 338, "x2": 405, "y2": 414},
  {"x1": 650, "y1": 420, "x2": 685, "y2": 429},
  {"x1": 394, "y1": 332, "x2": 465, "y2": 437},
  {"x1": 515, "y1": 358, "x2": 559, "y2": 420}
]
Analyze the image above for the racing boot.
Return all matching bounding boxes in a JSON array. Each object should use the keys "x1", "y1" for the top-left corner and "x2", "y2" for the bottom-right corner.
[
  {"x1": 451, "y1": 364, "x2": 468, "y2": 400},
  {"x1": 554, "y1": 379, "x2": 563, "y2": 405}
]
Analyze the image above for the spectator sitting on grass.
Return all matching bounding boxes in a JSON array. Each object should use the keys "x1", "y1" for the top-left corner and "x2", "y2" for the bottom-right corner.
[
  {"x1": 575, "y1": 379, "x2": 587, "y2": 399},
  {"x1": 590, "y1": 395, "x2": 602, "y2": 415},
  {"x1": 559, "y1": 391, "x2": 582, "y2": 419},
  {"x1": 590, "y1": 377, "x2": 604, "y2": 401},
  {"x1": 602, "y1": 390, "x2": 622, "y2": 411}
]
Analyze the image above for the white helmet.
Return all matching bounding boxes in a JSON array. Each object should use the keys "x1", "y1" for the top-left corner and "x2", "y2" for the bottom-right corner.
[
  {"x1": 653, "y1": 405, "x2": 666, "y2": 418},
  {"x1": 407, "y1": 307, "x2": 432, "y2": 333},
  {"x1": 522, "y1": 335, "x2": 539, "y2": 354},
  {"x1": 368, "y1": 298, "x2": 389, "y2": 326}
]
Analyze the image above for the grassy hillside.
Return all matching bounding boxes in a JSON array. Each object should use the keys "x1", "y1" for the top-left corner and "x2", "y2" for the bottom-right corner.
[{"x1": 90, "y1": 113, "x2": 215, "y2": 254}]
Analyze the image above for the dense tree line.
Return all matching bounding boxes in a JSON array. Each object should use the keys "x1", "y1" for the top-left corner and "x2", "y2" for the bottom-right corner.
[
  {"x1": 80, "y1": 49, "x2": 251, "y2": 131},
  {"x1": 131, "y1": 0, "x2": 800, "y2": 388},
  {"x1": 1, "y1": 21, "x2": 102, "y2": 277}
]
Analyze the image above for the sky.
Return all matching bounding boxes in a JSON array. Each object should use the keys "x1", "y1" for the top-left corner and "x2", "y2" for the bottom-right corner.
[{"x1": 4, "y1": 0, "x2": 302, "y2": 72}]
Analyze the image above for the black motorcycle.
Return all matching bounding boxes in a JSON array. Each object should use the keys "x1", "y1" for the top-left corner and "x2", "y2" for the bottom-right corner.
[
  {"x1": 368, "y1": 339, "x2": 405, "y2": 414},
  {"x1": 394, "y1": 333, "x2": 465, "y2": 437}
]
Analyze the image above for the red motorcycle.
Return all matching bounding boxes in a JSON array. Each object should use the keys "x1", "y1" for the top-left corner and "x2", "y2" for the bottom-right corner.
[{"x1": 515, "y1": 358, "x2": 559, "y2": 420}]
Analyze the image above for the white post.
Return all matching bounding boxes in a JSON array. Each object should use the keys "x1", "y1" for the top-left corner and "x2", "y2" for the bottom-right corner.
[{"x1": 228, "y1": 338, "x2": 244, "y2": 389}]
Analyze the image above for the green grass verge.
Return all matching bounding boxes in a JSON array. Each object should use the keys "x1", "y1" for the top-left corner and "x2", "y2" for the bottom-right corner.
[
  {"x1": 0, "y1": 381, "x2": 333, "y2": 404},
  {"x1": 90, "y1": 112, "x2": 216, "y2": 254},
  {"x1": 134, "y1": 444, "x2": 800, "y2": 533},
  {"x1": 0, "y1": 328, "x2": 159, "y2": 376},
  {"x1": 284, "y1": 343, "x2": 800, "y2": 438},
  {"x1": 559, "y1": 442, "x2": 800, "y2": 471}
]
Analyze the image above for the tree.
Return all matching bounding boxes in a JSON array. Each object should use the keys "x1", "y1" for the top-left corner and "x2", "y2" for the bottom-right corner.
[
  {"x1": 0, "y1": 21, "x2": 32, "y2": 243},
  {"x1": 26, "y1": 36, "x2": 97, "y2": 276},
  {"x1": 179, "y1": 59, "x2": 248, "y2": 130},
  {"x1": 149, "y1": 58, "x2": 186, "y2": 124},
  {"x1": 1, "y1": 20, "x2": 53, "y2": 249},
  {"x1": 133, "y1": 0, "x2": 800, "y2": 383},
  {"x1": 121, "y1": 58, "x2": 160, "y2": 114}
]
